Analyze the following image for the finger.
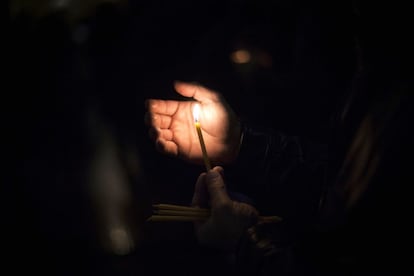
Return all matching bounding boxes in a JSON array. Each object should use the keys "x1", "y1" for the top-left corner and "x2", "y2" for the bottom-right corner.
[
  {"x1": 174, "y1": 81, "x2": 220, "y2": 102},
  {"x1": 146, "y1": 99, "x2": 180, "y2": 116},
  {"x1": 205, "y1": 168, "x2": 231, "y2": 208},
  {"x1": 213, "y1": 166, "x2": 224, "y2": 177},
  {"x1": 192, "y1": 173, "x2": 208, "y2": 207},
  {"x1": 149, "y1": 127, "x2": 173, "y2": 141},
  {"x1": 155, "y1": 138, "x2": 178, "y2": 156},
  {"x1": 237, "y1": 202, "x2": 259, "y2": 220},
  {"x1": 146, "y1": 112, "x2": 172, "y2": 129},
  {"x1": 161, "y1": 129, "x2": 173, "y2": 141},
  {"x1": 159, "y1": 128, "x2": 174, "y2": 141}
]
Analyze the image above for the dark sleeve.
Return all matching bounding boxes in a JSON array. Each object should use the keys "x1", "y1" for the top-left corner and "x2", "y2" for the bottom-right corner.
[{"x1": 226, "y1": 122, "x2": 329, "y2": 227}]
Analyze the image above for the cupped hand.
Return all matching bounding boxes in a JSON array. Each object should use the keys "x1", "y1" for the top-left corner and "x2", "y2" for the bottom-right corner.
[{"x1": 145, "y1": 81, "x2": 242, "y2": 165}]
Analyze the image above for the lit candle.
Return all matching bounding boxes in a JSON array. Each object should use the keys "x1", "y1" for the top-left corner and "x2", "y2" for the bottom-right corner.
[{"x1": 193, "y1": 103, "x2": 211, "y2": 171}]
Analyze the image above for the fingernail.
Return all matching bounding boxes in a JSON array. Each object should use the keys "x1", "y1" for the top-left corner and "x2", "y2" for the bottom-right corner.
[{"x1": 206, "y1": 170, "x2": 221, "y2": 181}]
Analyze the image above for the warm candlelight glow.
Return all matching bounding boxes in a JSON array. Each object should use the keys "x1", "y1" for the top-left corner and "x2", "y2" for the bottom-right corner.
[
  {"x1": 193, "y1": 103, "x2": 200, "y2": 123},
  {"x1": 193, "y1": 103, "x2": 211, "y2": 171}
]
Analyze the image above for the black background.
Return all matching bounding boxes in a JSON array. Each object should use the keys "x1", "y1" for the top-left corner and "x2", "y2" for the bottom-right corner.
[{"x1": 5, "y1": 0, "x2": 411, "y2": 275}]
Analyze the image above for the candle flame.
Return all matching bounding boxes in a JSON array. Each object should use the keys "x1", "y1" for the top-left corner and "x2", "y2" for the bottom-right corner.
[{"x1": 193, "y1": 103, "x2": 200, "y2": 123}]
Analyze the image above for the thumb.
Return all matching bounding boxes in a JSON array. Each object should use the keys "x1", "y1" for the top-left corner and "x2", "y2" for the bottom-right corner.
[
  {"x1": 205, "y1": 167, "x2": 231, "y2": 208},
  {"x1": 192, "y1": 172, "x2": 208, "y2": 208},
  {"x1": 174, "y1": 81, "x2": 220, "y2": 102}
]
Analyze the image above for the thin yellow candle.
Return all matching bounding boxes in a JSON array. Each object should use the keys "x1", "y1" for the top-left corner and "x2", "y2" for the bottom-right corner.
[{"x1": 193, "y1": 103, "x2": 212, "y2": 171}]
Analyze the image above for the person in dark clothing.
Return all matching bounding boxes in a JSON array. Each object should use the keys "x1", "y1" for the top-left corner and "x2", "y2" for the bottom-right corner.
[
  {"x1": 145, "y1": 78, "x2": 411, "y2": 275},
  {"x1": 144, "y1": 1, "x2": 412, "y2": 275}
]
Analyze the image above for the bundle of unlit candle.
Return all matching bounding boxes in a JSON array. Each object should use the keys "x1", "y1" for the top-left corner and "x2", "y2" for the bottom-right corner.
[{"x1": 147, "y1": 203, "x2": 282, "y2": 223}]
